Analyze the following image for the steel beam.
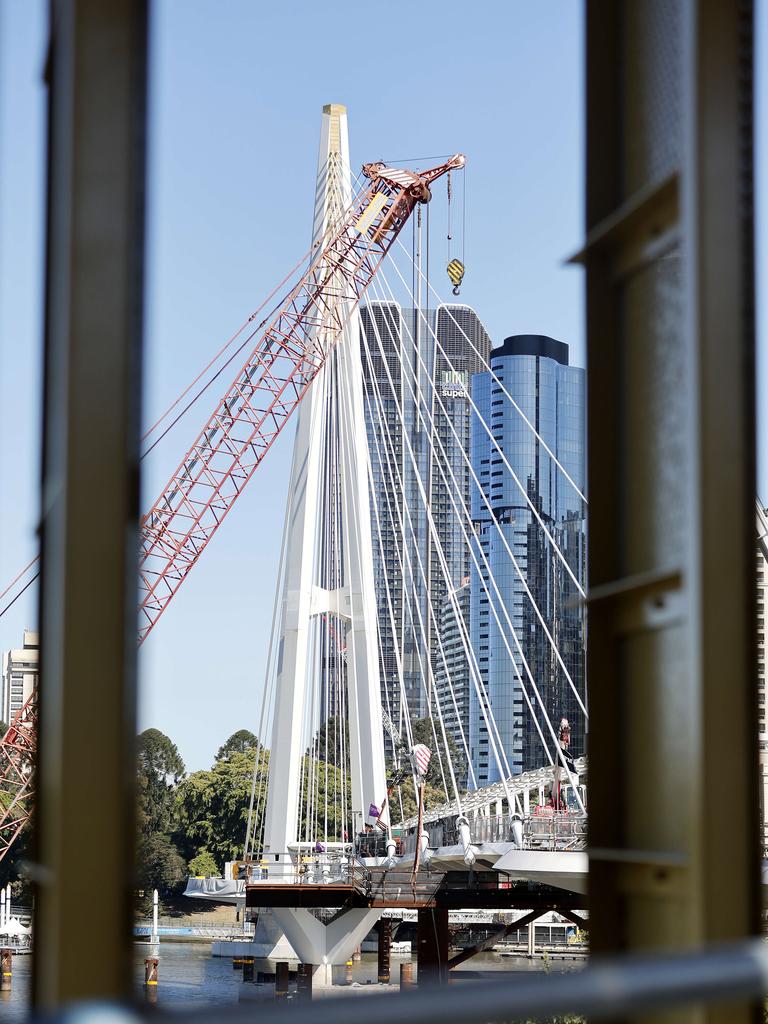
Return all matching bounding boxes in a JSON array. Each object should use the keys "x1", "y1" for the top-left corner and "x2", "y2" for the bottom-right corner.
[
  {"x1": 34, "y1": 0, "x2": 147, "y2": 1006},
  {"x1": 584, "y1": 2, "x2": 759, "y2": 1022}
]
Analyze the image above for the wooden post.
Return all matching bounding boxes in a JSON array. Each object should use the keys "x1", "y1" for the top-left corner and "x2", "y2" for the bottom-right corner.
[
  {"x1": 417, "y1": 907, "x2": 449, "y2": 985},
  {"x1": 0, "y1": 949, "x2": 11, "y2": 992},
  {"x1": 399, "y1": 961, "x2": 414, "y2": 990},
  {"x1": 345, "y1": 959, "x2": 353, "y2": 985},
  {"x1": 275, "y1": 960, "x2": 289, "y2": 998},
  {"x1": 144, "y1": 957, "x2": 157, "y2": 1003},
  {"x1": 242, "y1": 957, "x2": 254, "y2": 983},
  {"x1": 378, "y1": 918, "x2": 392, "y2": 983},
  {"x1": 297, "y1": 963, "x2": 313, "y2": 1000}
]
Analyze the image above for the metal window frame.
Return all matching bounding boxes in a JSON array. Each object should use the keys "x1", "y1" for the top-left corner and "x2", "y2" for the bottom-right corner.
[
  {"x1": 583, "y1": 2, "x2": 760, "y2": 1023},
  {"x1": 27, "y1": 0, "x2": 760, "y2": 1018},
  {"x1": 34, "y1": 0, "x2": 147, "y2": 1008}
]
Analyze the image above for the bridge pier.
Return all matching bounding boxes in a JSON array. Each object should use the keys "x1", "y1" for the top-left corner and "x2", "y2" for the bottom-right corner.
[
  {"x1": 377, "y1": 918, "x2": 392, "y2": 983},
  {"x1": 270, "y1": 906, "x2": 381, "y2": 985},
  {"x1": 417, "y1": 908, "x2": 449, "y2": 986}
]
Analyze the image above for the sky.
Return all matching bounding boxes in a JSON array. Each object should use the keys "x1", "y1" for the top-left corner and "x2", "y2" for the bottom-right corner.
[{"x1": 0, "y1": 1, "x2": 766, "y2": 771}]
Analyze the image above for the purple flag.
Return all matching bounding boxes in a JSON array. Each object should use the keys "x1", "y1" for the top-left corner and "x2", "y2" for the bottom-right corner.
[{"x1": 368, "y1": 802, "x2": 380, "y2": 818}]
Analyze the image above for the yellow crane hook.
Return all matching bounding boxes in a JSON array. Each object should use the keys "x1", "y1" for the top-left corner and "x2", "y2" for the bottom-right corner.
[{"x1": 447, "y1": 258, "x2": 465, "y2": 296}]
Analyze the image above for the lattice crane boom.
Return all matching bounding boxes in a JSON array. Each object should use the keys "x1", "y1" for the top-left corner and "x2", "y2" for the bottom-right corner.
[
  {"x1": 0, "y1": 153, "x2": 465, "y2": 862},
  {"x1": 0, "y1": 693, "x2": 37, "y2": 864},
  {"x1": 138, "y1": 154, "x2": 464, "y2": 642}
]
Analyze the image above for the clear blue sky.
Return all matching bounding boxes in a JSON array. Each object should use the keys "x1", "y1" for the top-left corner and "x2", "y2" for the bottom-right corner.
[{"x1": 1, "y1": 1, "x2": 766, "y2": 771}]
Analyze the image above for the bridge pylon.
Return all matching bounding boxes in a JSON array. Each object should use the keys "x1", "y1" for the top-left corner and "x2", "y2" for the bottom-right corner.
[{"x1": 262, "y1": 103, "x2": 387, "y2": 879}]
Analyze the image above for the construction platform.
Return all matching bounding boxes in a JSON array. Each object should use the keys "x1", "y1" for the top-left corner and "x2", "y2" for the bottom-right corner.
[{"x1": 244, "y1": 870, "x2": 586, "y2": 912}]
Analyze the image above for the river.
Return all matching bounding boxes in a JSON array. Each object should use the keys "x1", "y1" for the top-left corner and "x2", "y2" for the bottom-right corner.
[{"x1": 1, "y1": 941, "x2": 585, "y2": 1018}]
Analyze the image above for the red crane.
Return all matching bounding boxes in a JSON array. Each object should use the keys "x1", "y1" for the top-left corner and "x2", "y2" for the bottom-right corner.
[{"x1": 0, "y1": 153, "x2": 465, "y2": 863}]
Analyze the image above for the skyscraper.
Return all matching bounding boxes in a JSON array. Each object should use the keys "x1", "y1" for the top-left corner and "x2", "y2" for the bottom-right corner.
[
  {"x1": 469, "y1": 335, "x2": 586, "y2": 785},
  {"x1": 360, "y1": 302, "x2": 491, "y2": 740},
  {"x1": 1, "y1": 629, "x2": 39, "y2": 727}
]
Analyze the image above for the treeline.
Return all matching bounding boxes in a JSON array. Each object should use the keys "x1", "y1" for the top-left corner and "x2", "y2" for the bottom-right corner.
[
  {"x1": 136, "y1": 727, "x2": 267, "y2": 899},
  {"x1": 0, "y1": 716, "x2": 466, "y2": 899}
]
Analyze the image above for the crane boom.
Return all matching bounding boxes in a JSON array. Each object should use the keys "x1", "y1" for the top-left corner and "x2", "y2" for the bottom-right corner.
[
  {"x1": 0, "y1": 152, "x2": 465, "y2": 862},
  {"x1": 138, "y1": 154, "x2": 464, "y2": 642},
  {"x1": 0, "y1": 693, "x2": 36, "y2": 863}
]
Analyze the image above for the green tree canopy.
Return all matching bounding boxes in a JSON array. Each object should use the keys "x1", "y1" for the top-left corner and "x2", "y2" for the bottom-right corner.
[
  {"x1": 188, "y1": 849, "x2": 220, "y2": 878},
  {"x1": 394, "y1": 778, "x2": 449, "y2": 820},
  {"x1": 175, "y1": 748, "x2": 269, "y2": 867},
  {"x1": 137, "y1": 728, "x2": 186, "y2": 837},
  {"x1": 136, "y1": 833, "x2": 187, "y2": 898},
  {"x1": 298, "y1": 754, "x2": 350, "y2": 840},
  {"x1": 216, "y1": 729, "x2": 259, "y2": 761}
]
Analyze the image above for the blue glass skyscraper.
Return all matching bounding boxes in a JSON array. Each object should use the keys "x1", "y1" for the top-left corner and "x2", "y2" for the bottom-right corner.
[{"x1": 469, "y1": 335, "x2": 586, "y2": 785}]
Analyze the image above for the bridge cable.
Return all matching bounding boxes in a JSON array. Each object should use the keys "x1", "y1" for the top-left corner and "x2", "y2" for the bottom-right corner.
[{"x1": 373, "y1": 261, "x2": 586, "y2": 811}]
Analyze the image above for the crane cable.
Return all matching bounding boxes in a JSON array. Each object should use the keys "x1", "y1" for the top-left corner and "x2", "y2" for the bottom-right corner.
[
  {"x1": 0, "y1": 169, "x2": 376, "y2": 622},
  {"x1": 446, "y1": 167, "x2": 465, "y2": 295}
]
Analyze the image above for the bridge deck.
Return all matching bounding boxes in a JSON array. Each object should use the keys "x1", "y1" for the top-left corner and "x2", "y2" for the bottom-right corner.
[{"x1": 245, "y1": 873, "x2": 586, "y2": 911}]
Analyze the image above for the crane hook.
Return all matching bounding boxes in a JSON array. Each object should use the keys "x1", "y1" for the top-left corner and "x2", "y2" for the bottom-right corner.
[{"x1": 447, "y1": 258, "x2": 465, "y2": 296}]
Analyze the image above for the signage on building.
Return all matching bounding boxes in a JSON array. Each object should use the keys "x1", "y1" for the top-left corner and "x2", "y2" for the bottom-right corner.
[{"x1": 440, "y1": 370, "x2": 467, "y2": 398}]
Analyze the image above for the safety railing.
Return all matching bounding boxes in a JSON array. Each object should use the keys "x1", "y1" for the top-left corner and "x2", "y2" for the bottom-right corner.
[
  {"x1": 524, "y1": 812, "x2": 587, "y2": 850},
  {"x1": 407, "y1": 811, "x2": 588, "y2": 852},
  {"x1": 244, "y1": 851, "x2": 353, "y2": 886},
  {"x1": 348, "y1": 864, "x2": 444, "y2": 905}
]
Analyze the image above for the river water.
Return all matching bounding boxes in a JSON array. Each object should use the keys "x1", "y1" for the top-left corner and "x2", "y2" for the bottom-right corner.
[{"x1": 1, "y1": 942, "x2": 585, "y2": 1018}]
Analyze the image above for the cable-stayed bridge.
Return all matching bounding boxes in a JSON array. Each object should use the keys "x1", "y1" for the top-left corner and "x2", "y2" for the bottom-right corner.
[
  {"x1": 1, "y1": 104, "x2": 587, "y2": 977},
  {"x1": 184, "y1": 105, "x2": 588, "y2": 975}
]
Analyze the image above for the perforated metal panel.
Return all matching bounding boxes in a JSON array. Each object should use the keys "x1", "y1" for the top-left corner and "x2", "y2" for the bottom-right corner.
[{"x1": 622, "y1": 0, "x2": 682, "y2": 196}]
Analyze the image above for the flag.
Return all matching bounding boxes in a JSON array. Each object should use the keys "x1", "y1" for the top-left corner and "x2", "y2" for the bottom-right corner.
[
  {"x1": 412, "y1": 743, "x2": 432, "y2": 778},
  {"x1": 368, "y1": 802, "x2": 380, "y2": 818}
]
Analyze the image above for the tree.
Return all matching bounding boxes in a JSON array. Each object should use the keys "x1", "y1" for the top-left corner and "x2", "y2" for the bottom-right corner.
[
  {"x1": 390, "y1": 776, "x2": 447, "y2": 821},
  {"x1": 137, "y1": 728, "x2": 185, "y2": 837},
  {"x1": 175, "y1": 748, "x2": 269, "y2": 866},
  {"x1": 188, "y1": 849, "x2": 220, "y2": 878},
  {"x1": 298, "y1": 754, "x2": 349, "y2": 840},
  {"x1": 309, "y1": 715, "x2": 348, "y2": 769},
  {"x1": 216, "y1": 729, "x2": 259, "y2": 762},
  {"x1": 136, "y1": 832, "x2": 187, "y2": 898}
]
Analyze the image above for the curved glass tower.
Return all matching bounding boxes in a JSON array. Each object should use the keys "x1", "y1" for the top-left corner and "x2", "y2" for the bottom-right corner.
[{"x1": 469, "y1": 335, "x2": 586, "y2": 785}]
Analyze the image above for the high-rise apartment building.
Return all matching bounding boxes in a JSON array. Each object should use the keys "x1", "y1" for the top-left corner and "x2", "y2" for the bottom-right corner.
[
  {"x1": 469, "y1": 335, "x2": 586, "y2": 785},
  {"x1": 1, "y1": 629, "x2": 39, "y2": 726},
  {"x1": 360, "y1": 302, "x2": 491, "y2": 738},
  {"x1": 434, "y1": 578, "x2": 471, "y2": 758}
]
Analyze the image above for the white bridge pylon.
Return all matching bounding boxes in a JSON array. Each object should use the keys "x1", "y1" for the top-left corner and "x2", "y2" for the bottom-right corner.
[{"x1": 263, "y1": 104, "x2": 388, "y2": 872}]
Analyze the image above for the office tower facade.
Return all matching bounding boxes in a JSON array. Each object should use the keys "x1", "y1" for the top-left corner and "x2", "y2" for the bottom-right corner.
[
  {"x1": 361, "y1": 302, "x2": 491, "y2": 741},
  {"x1": 433, "y1": 579, "x2": 471, "y2": 762},
  {"x1": 1, "y1": 629, "x2": 39, "y2": 726},
  {"x1": 469, "y1": 335, "x2": 586, "y2": 785}
]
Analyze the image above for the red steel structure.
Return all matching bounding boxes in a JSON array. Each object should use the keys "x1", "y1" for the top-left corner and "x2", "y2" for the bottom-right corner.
[
  {"x1": 0, "y1": 693, "x2": 37, "y2": 864},
  {"x1": 0, "y1": 154, "x2": 465, "y2": 863}
]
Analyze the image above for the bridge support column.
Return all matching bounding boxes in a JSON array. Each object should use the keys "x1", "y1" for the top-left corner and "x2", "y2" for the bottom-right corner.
[
  {"x1": 417, "y1": 908, "x2": 449, "y2": 986},
  {"x1": 377, "y1": 918, "x2": 392, "y2": 983},
  {"x1": 271, "y1": 907, "x2": 380, "y2": 984}
]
